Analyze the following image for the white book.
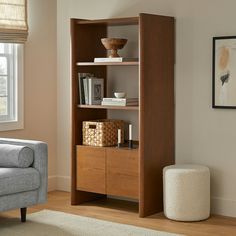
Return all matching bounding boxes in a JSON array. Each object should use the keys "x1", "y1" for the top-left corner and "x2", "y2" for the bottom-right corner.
[
  {"x1": 103, "y1": 98, "x2": 139, "y2": 102},
  {"x1": 102, "y1": 101, "x2": 138, "y2": 106},
  {"x1": 88, "y1": 78, "x2": 104, "y2": 105},
  {"x1": 94, "y1": 57, "x2": 139, "y2": 63},
  {"x1": 102, "y1": 101, "x2": 139, "y2": 105},
  {"x1": 79, "y1": 73, "x2": 93, "y2": 105},
  {"x1": 102, "y1": 101, "x2": 126, "y2": 106}
]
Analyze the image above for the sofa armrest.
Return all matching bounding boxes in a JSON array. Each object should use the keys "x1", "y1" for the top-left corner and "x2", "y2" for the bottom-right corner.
[{"x1": 0, "y1": 138, "x2": 48, "y2": 204}]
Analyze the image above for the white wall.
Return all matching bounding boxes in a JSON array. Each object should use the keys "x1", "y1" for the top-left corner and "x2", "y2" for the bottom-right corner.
[
  {"x1": 57, "y1": 0, "x2": 236, "y2": 216},
  {"x1": 107, "y1": 25, "x2": 139, "y2": 140},
  {"x1": 0, "y1": 0, "x2": 58, "y2": 191}
]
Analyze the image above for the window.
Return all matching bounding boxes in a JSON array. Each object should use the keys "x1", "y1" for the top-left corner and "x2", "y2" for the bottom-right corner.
[
  {"x1": 0, "y1": 43, "x2": 23, "y2": 131},
  {"x1": 0, "y1": 0, "x2": 27, "y2": 131}
]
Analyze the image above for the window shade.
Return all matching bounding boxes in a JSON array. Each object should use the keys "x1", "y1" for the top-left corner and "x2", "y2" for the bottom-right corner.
[{"x1": 0, "y1": 0, "x2": 28, "y2": 43}]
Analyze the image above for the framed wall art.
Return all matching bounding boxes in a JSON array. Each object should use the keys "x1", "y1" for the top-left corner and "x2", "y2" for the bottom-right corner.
[{"x1": 213, "y1": 36, "x2": 236, "y2": 108}]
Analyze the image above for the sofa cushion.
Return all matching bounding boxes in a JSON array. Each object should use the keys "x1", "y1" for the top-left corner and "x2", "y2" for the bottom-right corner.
[
  {"x1": 0, "y1": 144, "x2": 34, "y2": 168},
  {"x1": 0, "y1": 168, "x2": 40, "y2": 196}
]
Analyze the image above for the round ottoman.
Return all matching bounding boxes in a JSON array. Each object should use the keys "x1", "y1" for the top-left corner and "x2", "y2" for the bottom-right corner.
[{"x1": 163, "y1": 164, "x2": 210, "y2": 221}]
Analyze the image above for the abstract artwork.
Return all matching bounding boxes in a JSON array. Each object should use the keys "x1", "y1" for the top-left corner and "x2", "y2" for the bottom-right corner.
[{"x1": 213, "y1": 36, "x2": 236, "y2": 108}]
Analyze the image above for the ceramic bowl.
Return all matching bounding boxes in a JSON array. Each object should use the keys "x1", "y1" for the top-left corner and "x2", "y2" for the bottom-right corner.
[{"x1": 114, "y1": 92, "x2": 126, "y2": 98}]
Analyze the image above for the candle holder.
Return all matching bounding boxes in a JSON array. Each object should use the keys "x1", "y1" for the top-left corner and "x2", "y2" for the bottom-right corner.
[
  {"x1": 128, "y1": 124, "x2": 133, "y2": 149},
  {"x1": 117, "y1": 128, "x2": 122, "y2": 148},
  {"x1": 128, "y1": 140, "x2": 133, "y2": 149}
]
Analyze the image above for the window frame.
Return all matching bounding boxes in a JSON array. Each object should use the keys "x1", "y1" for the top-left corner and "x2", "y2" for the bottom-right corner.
[
  {"x1": 0, "y1": 43, "x2": 24, "y2": 131},
  {"x1": 0, "y1": 44, "x2": 15, "y2": 121}
]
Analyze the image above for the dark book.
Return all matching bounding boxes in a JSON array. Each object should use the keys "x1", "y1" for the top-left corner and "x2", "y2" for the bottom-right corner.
[{"x1": 78, "y1": 73, "x2": 93, "y2": 104}]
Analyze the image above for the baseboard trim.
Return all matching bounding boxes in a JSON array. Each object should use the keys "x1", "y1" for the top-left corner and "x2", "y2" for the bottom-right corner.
[
  {"x1": 211, "y1": 197, "x2": 236, "y2": 217},
  {"x1": 56, "y1": 176, "x2": 71, "y2": 192},
  {"x1": 48, "y1": 175, "x2": 57, "y2": 192},
  {"x1": 48, "y1": 175, "x2": 70, "y2": 192}
]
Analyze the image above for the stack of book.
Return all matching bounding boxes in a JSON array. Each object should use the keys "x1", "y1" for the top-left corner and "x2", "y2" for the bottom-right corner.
[
  {"x1": 101, "y1": 98, "x2": 139, "y2": 107},
  {"x1": 78, "y1": 73, "x2": 104, "y2": 105}
]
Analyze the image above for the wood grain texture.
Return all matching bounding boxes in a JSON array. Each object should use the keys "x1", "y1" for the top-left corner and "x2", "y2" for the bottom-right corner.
[
  {"x1": 106, "y1": 148, "x2": 139, "y2": 199},
  {"x1": 77, "y1": 146, "x2": 106, "y2": 194},
  {"x1": 76, "y1": 17, "x2": 139, "y2": 26},
  {"x1": 139, "y1": 13, "x2": 175, "y2": 217},
  {"x1": 2, "y1": 192, "x2": 236, "y2": 236},
  {"x1": 71, "y1": 19, "x2": 107, "y2": 204}
]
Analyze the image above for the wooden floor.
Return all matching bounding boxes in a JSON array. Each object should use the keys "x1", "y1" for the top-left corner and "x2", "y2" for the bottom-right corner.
[{"x1": 1, "y1": 191, "x2": 236, "y2": 235}]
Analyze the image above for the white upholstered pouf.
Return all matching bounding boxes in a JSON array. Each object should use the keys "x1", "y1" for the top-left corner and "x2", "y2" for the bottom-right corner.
[{"x1": 163, "y1": 165, "x2": 210, "y2": 221}]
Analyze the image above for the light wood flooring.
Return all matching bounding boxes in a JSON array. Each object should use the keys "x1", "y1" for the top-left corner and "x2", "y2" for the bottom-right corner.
[{"x1": 1, "y1": 191, "x2": 236, "y2": 235}]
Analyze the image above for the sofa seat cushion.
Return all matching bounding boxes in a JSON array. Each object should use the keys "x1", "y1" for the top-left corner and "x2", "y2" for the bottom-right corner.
[{"x1": 0, "y1": 168, "x2": 40, "y2": 196}]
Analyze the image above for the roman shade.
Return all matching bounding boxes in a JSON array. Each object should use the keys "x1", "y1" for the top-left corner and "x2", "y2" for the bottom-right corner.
[{"x1": 0, "y1": 0, "x2": 28, "y2": 43}]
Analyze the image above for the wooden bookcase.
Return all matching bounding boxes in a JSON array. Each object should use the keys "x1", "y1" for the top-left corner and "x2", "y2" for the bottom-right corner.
[{"x1": 71, "y1": 13, "x2": 175, "y2": 217}]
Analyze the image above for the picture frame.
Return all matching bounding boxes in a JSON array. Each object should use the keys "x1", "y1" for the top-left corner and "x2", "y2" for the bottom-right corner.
[
  {"x1": 213, "y1": 36, "x2": 236, "y2": 108},
  {"x1": 88, "y1": 77, "x2": 104, "y2": 105}
]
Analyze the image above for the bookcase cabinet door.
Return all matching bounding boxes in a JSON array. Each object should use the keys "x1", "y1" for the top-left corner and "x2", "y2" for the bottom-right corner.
[
  {"x1": 76, "y1": 146, "x2": 106, "y2": 194},
  {"x1": 106, "y1": 148, "x2": 139, "y2": 199}
]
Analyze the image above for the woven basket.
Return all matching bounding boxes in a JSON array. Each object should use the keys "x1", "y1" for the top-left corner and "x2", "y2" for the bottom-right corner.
[{"x1": 83, "y1": 119, "x2": 124, "y2": 147}]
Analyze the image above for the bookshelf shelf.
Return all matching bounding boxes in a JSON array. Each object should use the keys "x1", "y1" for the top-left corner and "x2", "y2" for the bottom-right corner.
[
  {"x1": 76, "y1": 17, "x2": 139, "y2": 26},
  {"x1": 76, "y1": 61, "x2": 139, "y2": 66},
  {"x1": 77, "y1": 104, "x2": 139, "y2": 110}
]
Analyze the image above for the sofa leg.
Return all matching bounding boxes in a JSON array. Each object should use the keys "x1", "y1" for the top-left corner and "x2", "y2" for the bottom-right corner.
[{"x1": 20, "y1": 208, "x2": 27, "y2": 222}]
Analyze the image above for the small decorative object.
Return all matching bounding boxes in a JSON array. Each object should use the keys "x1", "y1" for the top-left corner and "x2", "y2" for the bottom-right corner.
[
  {"x1": 82, "y1": 75, "x2": 104, "y2": 105},
  {"x1": 101, "y1": 38, "x2": 127, "y2": 58},
  {"x1": 128, "y1": 124, "x2": 133, "y2": 149},
  {"x1": 114, "y1": 92, "x2": 126, "y2": 98},
  {"x1": 88, "y1": 77, "x2": 104, "y2": 105},
  {"x1": 83, "y1": 119, "x2": 124, "y2": 147},
  {"x1": 213, "y1": 36, "x2": 236, "y2": 108},
  {"x1": 117, "y1": 129, "x2": 121, "y2": 148}
]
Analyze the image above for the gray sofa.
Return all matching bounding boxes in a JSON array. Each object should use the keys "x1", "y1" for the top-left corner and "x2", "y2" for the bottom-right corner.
[{"x1": 0, "y1": 138, "x2": 48, "y2": 222}]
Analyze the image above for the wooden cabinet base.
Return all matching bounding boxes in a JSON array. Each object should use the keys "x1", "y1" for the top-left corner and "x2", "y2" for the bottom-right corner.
[
  {"x1": 106, "y1": 148, "x2": 139, "y2": 199},
  {"x1": 76, "y1": 146, "x2": 106, "y2": 194},
  {"x1": 76, "y1": 145, "x2": 139, "y2": 199}
]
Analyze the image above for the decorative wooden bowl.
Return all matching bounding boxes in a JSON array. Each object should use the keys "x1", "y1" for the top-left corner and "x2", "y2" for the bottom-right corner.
[{"x1": 101, "y1": 38, "x2": 127, "y2": 58}]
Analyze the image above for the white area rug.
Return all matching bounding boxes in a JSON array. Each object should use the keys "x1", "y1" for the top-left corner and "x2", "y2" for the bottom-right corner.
[{"x1": 0, "y1": 210, "x2": 183, "y2": 236}]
